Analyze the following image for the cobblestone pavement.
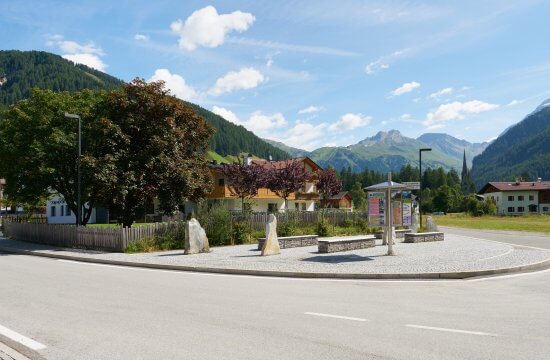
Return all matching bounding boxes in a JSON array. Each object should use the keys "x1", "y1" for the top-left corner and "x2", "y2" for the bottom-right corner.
[{"x1": 1, "y1": 233, "x2": 549, "y2": 275}]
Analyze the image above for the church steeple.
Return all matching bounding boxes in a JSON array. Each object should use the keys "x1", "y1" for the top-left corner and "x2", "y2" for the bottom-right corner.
[
  {"x1": 461, "y1": 149, "x2": 472, "y2": 194},
  {"x1": 461, "y1": 149, "x2": 468, "y2": 179}
]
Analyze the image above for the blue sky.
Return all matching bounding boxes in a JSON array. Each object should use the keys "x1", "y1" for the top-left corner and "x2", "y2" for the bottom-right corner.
[{"x1": 1, "y1": 1, "x2": 549, "y2": 150}]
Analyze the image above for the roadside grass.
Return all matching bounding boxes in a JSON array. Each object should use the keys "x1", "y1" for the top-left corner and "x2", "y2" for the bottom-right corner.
[
  {"x1": 88, "y1": 222, "x2": 162, "y2": 228},
  {"x1": 430, "y1": 213, "x2": 550, "y2": 234}
]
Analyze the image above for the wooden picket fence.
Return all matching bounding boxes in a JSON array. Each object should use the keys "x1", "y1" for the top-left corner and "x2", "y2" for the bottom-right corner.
[{"x1": 2, "y1": 220, "x2": 186, "y2": 252}]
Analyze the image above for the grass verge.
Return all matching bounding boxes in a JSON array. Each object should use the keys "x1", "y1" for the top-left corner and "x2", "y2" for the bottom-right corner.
[{"x1": 430, "y1": 213, "x2": 550, "y2": 234}]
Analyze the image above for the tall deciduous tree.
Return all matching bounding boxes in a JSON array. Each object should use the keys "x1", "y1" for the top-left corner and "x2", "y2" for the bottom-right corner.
[
  {"x1": 0, "y1": 89, "x2": 114, "y2": 225},
  {"x1": 349, "y1": 182, "x2": 367, "y2": 212},
  {"x1": 317, "y1": 168, "x2": 342, "y2": 207},
  {"x1": 265, "y1": 160, "x2": 310, "y2": 211},
  {"x1": 97, "y1": 79, "x2": 214, "y2": 227},
  {"x1": 221, "y1": 163, "x2": 266, "y2": 212}
]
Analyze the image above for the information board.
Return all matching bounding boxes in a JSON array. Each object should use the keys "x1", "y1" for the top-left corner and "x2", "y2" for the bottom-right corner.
[
  {"x1": 368, "y1": 192, "x2": 385, "y2": 226},
  {"x1": 402, "y1": 191, "x2": 412, "y2": 226}
]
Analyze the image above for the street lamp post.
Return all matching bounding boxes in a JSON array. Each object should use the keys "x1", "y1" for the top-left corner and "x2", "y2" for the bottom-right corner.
[
  {"x1": 418, "y1": 148, "x2": 432, "y2": 229},
  {"x1": 65, "y1": 113, "x2": 81, "y2": 227}
]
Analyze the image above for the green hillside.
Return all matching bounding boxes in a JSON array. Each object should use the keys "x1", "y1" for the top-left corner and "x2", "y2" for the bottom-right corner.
[
  {"x1": 0, "y1": 50, "x2": 289, "y2": 161},
  {"x1": 0, "y1": 50, "x2": 121, "y2": 104},
  {"x1": 263, "y1": 139, "x2": 310, "y2": 157},
  {"x1": 471, "y1": 103, "x2": 550, "y2": 188}
]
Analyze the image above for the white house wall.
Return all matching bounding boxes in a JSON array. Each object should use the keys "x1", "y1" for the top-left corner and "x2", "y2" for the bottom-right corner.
[{"x1": 46, "y1": 196, "x2": 97, "y2": 224}]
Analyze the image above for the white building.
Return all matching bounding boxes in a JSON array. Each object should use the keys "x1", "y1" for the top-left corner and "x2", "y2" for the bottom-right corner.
[
  {"x1": 46, "y1": 195, "x2": 102, "y2": 224},
  {"x1": 478, "y1": 180, "x2": 550, "y2": 215}
]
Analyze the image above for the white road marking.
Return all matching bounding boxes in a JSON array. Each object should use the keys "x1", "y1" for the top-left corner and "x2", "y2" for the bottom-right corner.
[
  {"x1": 448, "y1": 233, "x2": 550, "y2": 252},
  {"x1": 304, "y1": 312, "x2": 368, "y2": 322},
  {"x1": 467, "y1": 268, "x2": 550, "y2": 282},
  {"x1": 406, "y1": 324, "x2": 497, "y2": 337},
  {"x1": 0, "y1": 324, "x2": 47, "y2": 350},
  {"x1": 479, "y1": 248, "x2": 514, "y2": 261}
]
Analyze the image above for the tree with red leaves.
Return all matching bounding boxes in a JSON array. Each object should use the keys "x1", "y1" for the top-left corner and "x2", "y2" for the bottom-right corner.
[
  {"x1": 317, "y1": 168, "x2": 342, "y2": 208},
  {"x1": 265, "y1": 160, "x2": 310, "y2": 211},
  {"x1": 221, "y1": 163, "x2": 266, "y2": 212}
]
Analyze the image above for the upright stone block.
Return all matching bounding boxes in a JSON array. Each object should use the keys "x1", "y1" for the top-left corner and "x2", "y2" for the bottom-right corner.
[
  {"x1": 184, "y1": 218, "x2": 210, "y2": 255},
  {"x1": 410, "y1": 209, "x2": 420, "y2": 232},
  {"x1": 261, "y1": 214, "x2": 280, "y2": 256},
  {"x1": 426, "y1": 216, "x2": 438, "y2": 232}
]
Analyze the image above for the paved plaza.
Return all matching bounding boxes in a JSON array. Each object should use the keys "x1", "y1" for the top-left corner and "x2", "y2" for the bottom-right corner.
[{"x1": 1, "y1": 232, "x2": 549, "y2": 278}]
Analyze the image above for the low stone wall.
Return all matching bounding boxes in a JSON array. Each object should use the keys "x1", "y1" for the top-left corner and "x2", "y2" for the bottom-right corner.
[
  {"x1": 258, "y1": 235, "x2": 318, "y2": 250},
  {"x1": 404, "y1": 232, "x2": 444, "y2": 243},
  {"x1": 318, "y1": 236, "x2": 375, "y2": 253},
  {"x1": 375, "y1": 229, "x2": 412, "y2": 239}
]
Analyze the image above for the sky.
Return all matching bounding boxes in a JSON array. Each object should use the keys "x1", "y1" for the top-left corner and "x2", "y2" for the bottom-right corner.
[{"x1": 1, "y1": 0, "x2": 549, "y2": 151}]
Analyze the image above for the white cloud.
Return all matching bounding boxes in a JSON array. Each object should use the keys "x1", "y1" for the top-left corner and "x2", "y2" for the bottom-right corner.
[
  {"x1": 134, "y1": 34, "x2": 149, "y2": 42},
  {"x1": 62, "y1": 54, "x2": 107, "y2": 72},
  {"x1": 390, "y1": 81, "x2": 420, "y2": 96},
  {"x1": 46, "y1": 35, "x2": 107, "y2": 71},
  {"x1": 245, "y1": 112, "x2": 287, "y2": 135},
  {"x1": 460, "y1": 86, "x2": 472, "y2": 91},
  {"x1": 365, "y1": 49, "x2": 408, "y2": 75},
  {"x1": 277, "y1": 122, "x2": 328, "y2": 150},
  {"x1": 506, "y1": 99, "x2": 522, "y2": 107},
  {"x1": 171, "y1": 6, "x2": 255, "y2": 51},
  {"x1": 56, "y1": 40, "x2": 104, "y2": 55},
  {"x1": 148, "y1": 69, "x2": 198, "y2": 101},
  {"x1": 210, "y1": 108, "x2": 287, "y2": 137},
  {"x1": 328, "y1": 113, "x2": 371, "y2": 131},
  {"x1": 400, "y1": 113, "x2": 412, "y2": 120},
  {"x1": 428, "y1": 87, "x2": 453, "y2": 100},
  {"x1": 212, "y1": 106, "x2": 240, "y2": 124},
  {"x1": 426, "y1": 124, "x2": 446, "y2": 130},
  {"x1": 208, "y1": 67, "x2": 265, "y2": 96},
  {"x1": 423, "y1": 100, "x2": 499, "y2": 127},
  {"x1": 298, "y1": 105, "x2": 324, "y2": 114}
]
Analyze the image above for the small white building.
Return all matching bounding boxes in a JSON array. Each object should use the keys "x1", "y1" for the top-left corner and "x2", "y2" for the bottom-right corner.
[
  {"x1": 46, "y1": 195, "x2": 102, "y2": 224},
  {"x1": 478, "y1": 180, "x2": 550, "y2": 215}
]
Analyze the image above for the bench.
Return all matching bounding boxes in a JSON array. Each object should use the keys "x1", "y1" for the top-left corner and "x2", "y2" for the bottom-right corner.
[
  {"x1": 318, "y1": 235, "x2": 376, "y2": 253},
  {"x1": 404, "y1": 232, "x2": 444, "y2": 243},
  {"x1": 375, "y1": 229, "x2": 412, "y2": 239},
  {"x1": 257, "y1": 235, "x2": 318, "y2": 250}
]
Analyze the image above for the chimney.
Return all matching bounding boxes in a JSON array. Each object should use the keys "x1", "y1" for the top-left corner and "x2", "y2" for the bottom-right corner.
[
  {"x1": 538, "y1": 177, "x2": 542, "y2": 183},
  {"x1": 515, "y1": 178, "x2": 520, "y2": 185}
]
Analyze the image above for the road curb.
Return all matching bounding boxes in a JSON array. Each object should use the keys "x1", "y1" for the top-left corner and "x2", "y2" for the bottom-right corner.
[{"x1": 2, "y1": 245, "x2": 550, "y2": 280}]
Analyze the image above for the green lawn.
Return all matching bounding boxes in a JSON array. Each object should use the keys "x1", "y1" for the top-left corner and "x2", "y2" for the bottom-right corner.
[
  {"x1": 88, "y1": 222, "x2": 161, "y2": 228},
  {"x1": 430, "y1": 214, "x2": 550, "y2": 234}
]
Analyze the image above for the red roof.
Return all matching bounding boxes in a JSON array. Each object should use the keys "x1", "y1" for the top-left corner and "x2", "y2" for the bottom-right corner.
[
  {"x1": 479, "y1": 181, "x2": 550, "y2": 193},
  {"x1": 250, "y1": 157, "x2": 322, "y2": 171}
]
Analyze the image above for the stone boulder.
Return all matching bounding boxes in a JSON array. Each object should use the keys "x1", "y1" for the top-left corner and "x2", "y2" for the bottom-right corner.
[
  {"x1": 426, "y1": 216, "x2": 438, "y2": 232},
  {"x1": 261, "y1": 214, "x2": 280, "y2": 256},
  {"x1": 184, "y1": 218, "x2": 210, "y2": 255},
  {"x1": 410, "y1": 210, "x2": 420, "y2": 232}
]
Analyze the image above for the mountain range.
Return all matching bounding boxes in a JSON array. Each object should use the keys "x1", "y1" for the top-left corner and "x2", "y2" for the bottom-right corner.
[
  {"x1": 267, "y1": 130, "x2": 488, "y2": 173},
  {"x1": 2, "y1": 50, "x2": 548, "y2": 186},
  {"x1": 471, "y1": 99, "x2": 550, "y2": 187}
]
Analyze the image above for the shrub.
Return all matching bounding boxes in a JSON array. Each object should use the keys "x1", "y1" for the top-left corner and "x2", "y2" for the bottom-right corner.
[
  {"x1": 232, "y1": 220, "x2": 252, "y2": 245},
  {"x1": 342, "y1": 218, "x2": 354, "y2": 228},
  {"x1": 196, "y1": 201, "x2": 232, "y2": 246},
  {"x1": 316, "y1": 218, "x2": 331, "y2": 237}
]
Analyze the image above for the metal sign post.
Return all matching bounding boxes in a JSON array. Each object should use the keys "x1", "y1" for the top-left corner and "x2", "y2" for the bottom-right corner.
[{"x1": 386, "y1": 172, "x2": 394, "y2": 255}]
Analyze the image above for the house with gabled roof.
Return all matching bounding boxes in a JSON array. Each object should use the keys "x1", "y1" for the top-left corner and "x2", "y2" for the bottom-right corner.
[
  {"x1": 207, "y1": 155, "x2": 322, "y2": 212},
  {"x1": 478, "y1": 179, "x2": 550, "y2": 215}
]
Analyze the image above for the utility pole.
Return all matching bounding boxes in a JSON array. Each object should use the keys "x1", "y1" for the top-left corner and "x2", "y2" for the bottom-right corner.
[
  {"x1": 418, "y1": 148, "x2": 432, "y2": 228},
  {"x1": 65, "y1": 113, "x2": 82, "y2": 226}
]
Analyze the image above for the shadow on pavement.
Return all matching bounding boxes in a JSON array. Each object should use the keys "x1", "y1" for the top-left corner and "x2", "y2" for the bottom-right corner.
[{"x1": 302, "y1": 254, "x2": 373, "y2": 264}]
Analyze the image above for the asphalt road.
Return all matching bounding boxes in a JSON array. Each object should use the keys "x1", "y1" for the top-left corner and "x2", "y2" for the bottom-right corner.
[
  {"x1": 1, "y1": 229, "x2": 550, "y2": 360},
  {"x1": 440, "y1": 226, "x2": 550, "y2": 249}
]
